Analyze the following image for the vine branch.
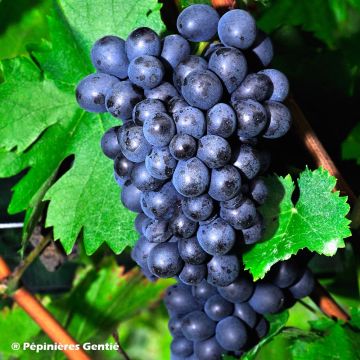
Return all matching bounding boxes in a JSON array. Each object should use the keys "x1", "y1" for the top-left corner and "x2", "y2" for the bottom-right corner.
[{"x1": 112, "y1": 331, "x2": 131, "y2": 360}]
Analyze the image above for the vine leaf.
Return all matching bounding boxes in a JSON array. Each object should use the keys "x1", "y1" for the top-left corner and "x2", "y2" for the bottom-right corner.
[
  {"x1": 289, "y1": 314, "x2": 360, "y2": 360},
  {"x1": 243, "y1": 168, "x2": 351, "y2": 280},
  {"x1": 0, "y1": 0, "x2": 165, "y2": 254}
]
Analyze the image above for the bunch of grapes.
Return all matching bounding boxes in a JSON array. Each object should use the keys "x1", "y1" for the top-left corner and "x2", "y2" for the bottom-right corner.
[
  {"x1": 166, "y1": 259, "x2": 314, "y2": 360},
  {"x1": 75, "y1": 4, "x2": 314, "y2": 359}
]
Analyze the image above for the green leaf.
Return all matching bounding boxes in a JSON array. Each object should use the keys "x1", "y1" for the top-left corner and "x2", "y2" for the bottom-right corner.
[
  {"x1": 0, "y1": 0, "x2": 50, "y2": 59},
  {"x1": 342, "y1": 123, "x2": 360, "y2": 165},
  {"x1": 243, "y1": 168, "x2": 351, "y2": 280},
  {"x1": 49, "y1": 260, "x2": 172, "y2": 343},
  {"x1": 242, "y1": 311, "x2": 289, "y2": 360},
  {"x1": 0, "y1": 305, "x2": 40, "y2": 357},
  {"x1": 258, "y1": 0, "x2": 360, "y2": 48},
  {"x1": 178, "y1": 0, "x2": 211, "y2": 9},
  {"x1": 289, "y1": 317, "x2": 360, "y2": 360},
  {"x1": 0, "y1": 0, "x2": 165, "y2": 254}
]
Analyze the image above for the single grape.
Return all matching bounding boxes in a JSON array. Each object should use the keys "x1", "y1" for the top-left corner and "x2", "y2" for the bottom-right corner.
[
  {"x1": 192, "y1": 280, "x2": 218, "y2": 304},
  {"x1": 177, "y1": 4, "x2": 220, "y2": 42},
  {"x1": 181, "y1": 310, "x2": 216, "y2": 341},
  {"x1": 232, "y1": 99, "x2": 268, "y2": 139},
  {"x1": 145, "y1": 147, "x2": 177, "y2": 180},
  {"x1": 168, "y1": 96, "x2": 189, "y2": 114},
  {"x1": 231, "y1": 73, "x2": 273, "y2": 103},
  {"x1": 182, "y1": 194, "x2": 214, "y2": 222},
  {"x1": 208, "y1": 47, "x2": 247, "y2": 93},
  {"x1": 140, "y1": 182, "x2": 178, "y2": 219},
  {"x1": 217, "y1": 275, "x2": 254, "y2": 303},
  {"x1": 178, "y1": 236, "x2": 208, "y2": 265},
  {"x1": 197, "y1": 217, "x2": 236, "y2": 256},
  {"x1": 128, "y1": 55, "x2": 165, "y2": 90},
  {"x1": 267, "y1": 259, "x2": 303, "y2": 288},
  {"x1": 173, "y1": 55, "x2": 208, "y2": 91},
  {"x1": 165, "y1": 284, "x2": 201, "y2": 315},
  {"x1": 179, "y1": 263, "x2": 207, "y2": 285},
  {"x1": 205, "y1": 294, "x2": 234, "y2": 321},
  {"x1": 173, "y1": 106, "x2": 206, "y2": 139},
  {"x1": 169, "y1": 134, "x2": 198, "y2": 161},
  {"x1": 105, "y1": 81, "x2": 143, "y2": 120},
  {"x1": 145, "y1": 82, "x2": 179, "y2": 102},
  {"x1": 134, "y1": 213, "x2": 150, "y2": 234},
  {"x1": 207, "y1": 255, "x2": 239, "y2": 287},
  {"x1": 143, "y1": 112, "x2": 176, "y2": 147},
  {"x1": 220, "y1": 193, "x2": 244, "y2": 210},
  {"x1": 114, "y1": 153, "x2": 134, "y2": 180},
  {"x1": 147, "y1": 242, "x2": 184, "y2": 278},
  {"x1": 289, "y1": 268, "x2": 315, "y2": 299},
  {"x1": 263, "y1": 101, "x2": 292, "y2": 139},
  {"x1": 258, "y1": 69, "x2": 289, "y2": 102},
  {"x1": 209, "y1": 165, "x2": 242, "y2": 202},
  {"x1": 217, "y1": 10, "x2": 257, "y2": 49},
  {"x1": 206, "y1": 103, "x2": 237, "y2": 138},
  {"x1": 182, "y1": 70, "x2": 223, "y2": 110},
  {"x1": 220, "y1": 198, "x2": 257, "y2": 230},
  {"x1": 119, "y1": 124, "x2": 152, "y2": 162},
  {"x1": 75, "y1": 73, "x2": 119, "y2": 112},
  {"x1": 144, "y1": 219, "x2": 172, "y2": 243},
  {"x1": 249, "y1": 282, "x2": 285, "y2": 314},
  {"x1": 255, "y1": 317, "x2": 269, "y2": 339},
  {"x1": 197, "y1": 135, "x2": 232, "y2": 169},
  {"x1": 215, "y1": 316, "x2": 248, "y2": 351},
  {"x1": 132, "y1": 98, "x2": 166, "y2": 126},
  {"x1": 233, "y1": 144, "x2": 261, "y2": 180},
  {"x1": 241, "y1": 215, "x2": 264, "y2": 244},
  {"x1": 130, "y1": 162, "x2": 164, "y2": 191},
  {"x1": 250, "y1": 178, "x2": 268, "y2": 204},
  {"x1": 173, "y1": 158, "x2": 210, "y2": 197},
  {"x1": 251, "y1": 31, "x2": 274, "y2": 67},
  {"x1": 121, "y1": 180, "x2": 143, "y2": 212},
  {"x1": 233, "y1": 303, "x2": 258, "y2": 328},
  {"x1": 161, "y1": 34, "x2": 191, "y2": 69},
  {"x1": 125, "y1": 27, "x2": 161, "y2": 61},
  {"x1": 171, "y1": 337, "x2": 193, "y2": 357},
  {"x1": 194, "y1": 337, "x2": 225, "y2": 360},
  {"x1": 91, "y1": 35, "x2": 129, "y2": 79},
  {"x1": 131, "y1": 235, "x2": 157, "y2": 265},
  {"x1": 101, "y1": 126, "x2": 121, "y2": 159},
  {"x1": 169, "y1": 315, "x2": 184, "y2": 337},
  {"x1": 171, "y1": 211, "x2": 198, "y2": 238}
]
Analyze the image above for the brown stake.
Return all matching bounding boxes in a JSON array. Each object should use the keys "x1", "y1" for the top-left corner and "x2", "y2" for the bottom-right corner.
[
  {"x1": 310, "y1": 279, "x2": 350, "y2": 321},
  {"x1": 0, "y1": 257, "x2": 90, "y2": 360}
]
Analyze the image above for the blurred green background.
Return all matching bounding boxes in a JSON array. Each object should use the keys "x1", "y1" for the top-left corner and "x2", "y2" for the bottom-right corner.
[{"x1": 0, "y1": 0, "x2": 360, "y2": 359}]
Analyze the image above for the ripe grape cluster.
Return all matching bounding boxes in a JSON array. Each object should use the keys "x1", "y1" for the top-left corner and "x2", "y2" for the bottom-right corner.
[
  {"x1": 75, "y1": 4, "x2": 314, "y2": 359},
  {"x1": 165, "y1": 259, "x2": 314, "y2": 360}
]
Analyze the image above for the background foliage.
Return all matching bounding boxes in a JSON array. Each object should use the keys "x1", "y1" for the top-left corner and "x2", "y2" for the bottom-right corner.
[{"x1": 0, "y1": 0, "x2": 359, "y2": 359}]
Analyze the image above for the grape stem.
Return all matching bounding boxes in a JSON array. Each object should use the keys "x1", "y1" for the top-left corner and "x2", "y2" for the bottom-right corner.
[
  {"x1": 208, "y1": 0, "x2": 353, "y2": 322},
  {"x1": 0, "y1": 256, "x2": 90, "y2": 360}
]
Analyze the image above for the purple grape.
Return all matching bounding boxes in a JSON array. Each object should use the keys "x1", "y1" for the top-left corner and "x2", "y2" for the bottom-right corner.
[
  {"x1": 143, "y1": 112, "x2": 176, "y2": 147},
  {"x1": 206, "y1": 103, "x2": 237, "y2": 138},
  {"x1": 208, "y1": 47, "x2": 247, "y2": 93},
  {"x1": 121, "y1": 180, "x2": 143, "y2": 213},
  {"x1": 179, "y1": 263, "x2": 207, "y2": 285},
  {"x1": 207, "y1": 255, "x2": 240, "y2": 287},
  {"x1": 181, "y1": 310, "x2": 216, "y2": 341},
  {"x1": 125, "y1": 27, "x2": 161, "y2": 61},
  {"x1": 258, "y1": 69, "x2": 289, "y2": 102},
  {"x1": 128, "y1": 55, "x2": 165, "y2": 89},
  {"x1": 145, "y1": 82, "x2": 179, "y2": 102},
  {"x1": 91, "y1": 36, "x2": 129, "y2": 79},
  {"x1": 182, "y1": 194, "x2": 214, "y2": 222},
  {"x1": 145, "y1": 147, "x2": 177, "y2": 180},
  {"x1": 205, "y1": 294, "x2": 234, "y2": 321},
  {"x1": 249, "y1": 282, "x2": 285, "y2": 314},
  {"x1": 220, "y1": 198, "x2": 257, "y2": 230},
  {"x1": 169, "y1": 134, "x2": 198, "y2": 161},
  {"x1": 161, "y1": 34, "x2": 191, "y2": 69},
  {"x1": 215, "y1": 316, "x2": 248, "y2": 351},
  {"x1": 173, "y1": 106, "x2": 206, "y2": 139},
  {"x1": 178, "y1": 236, "x2": 208, "y2": 265},
  {"x1": 217, "y1": 275, "x2": 254, "y2": 303},
  {"x1": 197, "y1": 135, "x2": 232, "y2": 169},
  {"x1": 177, "y1": 4, "x2": 220, "y2": 42},
  {"x1": 263, "y1": 101, "x2": 292, "y2": 139},
  {"x1": 130, "y1": 162, "x2": 164, "y2": 191},
  {"x1": 101, "y1": 126, "x2": 121, "y2": 159},
  {"x1": 132, "y1": 98, "x2": 166, "y2": 126}
]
